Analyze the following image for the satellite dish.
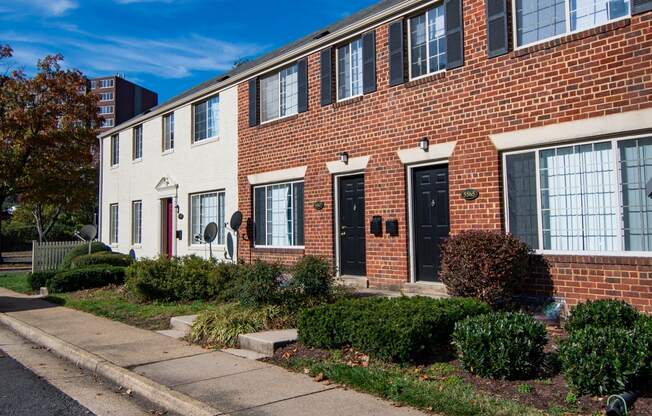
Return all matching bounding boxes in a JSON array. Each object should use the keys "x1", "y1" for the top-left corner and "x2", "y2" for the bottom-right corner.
[
  {"x1": 226, "y1": 233, "x2": 234, "y2": 260},
  {"x1": 78, "y1": 224, "x2": 97, "y2": 241},
  {"x1": 229, "y1": 211, "x2": 243, "y2": 232},
  {"x1": 203, "y1": 222, "x2": 218, "y2": 244}
]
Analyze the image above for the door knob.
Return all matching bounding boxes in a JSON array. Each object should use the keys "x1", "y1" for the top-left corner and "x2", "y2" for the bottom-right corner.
[{"x1": 340, "y1": 232, "x2": 346, "y2": 236}]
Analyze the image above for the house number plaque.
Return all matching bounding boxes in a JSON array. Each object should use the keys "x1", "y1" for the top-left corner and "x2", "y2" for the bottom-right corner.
[{"x1": 461, "y1": 189, "x2": 480, "y2": 201}]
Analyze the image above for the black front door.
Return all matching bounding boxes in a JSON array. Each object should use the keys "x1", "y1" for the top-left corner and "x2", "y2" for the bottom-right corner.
[
  {"x1": 339, "y1": 175, "x2": 366, "y2": 276},
  {"x1": 412, "y1": 165, "x2": 450, "y2": 282}
]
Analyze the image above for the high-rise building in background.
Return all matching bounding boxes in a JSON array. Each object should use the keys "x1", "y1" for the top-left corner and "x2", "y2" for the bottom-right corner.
[{"x1": 90, "y1": 75, "x2": 158, "y2": 133}]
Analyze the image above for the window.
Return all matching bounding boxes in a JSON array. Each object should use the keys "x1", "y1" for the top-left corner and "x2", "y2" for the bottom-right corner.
[
  {"x1": 110, "y1": 134, "x2": 119, "y2": 166},
  {"x1": 99, "y1": 92, "x2": 114, "y2": 101},
  {"x1": 260, "y1": 64, "x2": 298, "y2": 123},
  {"x1": 99, "y1": 79, "x2": 114, "y2": 88},
  {"x1": 109, "y1": 204, "x2": 119, "y2": 245},
  {"x1": 337, "y1": 39, "x2": 363, "y2": 100},
  {"x1": 163, "y1": 113, "x2": 174, "y2": 151},
  {"x1": 133, "y1": 125, "x2": 143, "y2": 160},
  {"x1": 99, "y1": 105, "x2": 114, "y2": 114},
  {"x1": 132, "y1": 201, "x2": 142, "y2": 245},
  {"x1": 193, "y1": 95, "x2": 219, "y2": 142},
  {"x1": 514, "y1": 0, "x2": 630, "y2": 47},
  {"x1": 409, "y1": 4, "x2": 446, "y2": 79},
  {"x1": 253, "y1": 181, "x2": 304, "y2": 247},
  {"x1": 190, "y1": 191, "x2": 225, "y2": 245},
  {"x1": 101, "y1": 118, "x2": 114, "y2": 128},
  {"x1": 90, "y1": 80, "x2": 97, "y2": 90},
  {"x1": 504, "y1": 136, "x2": 652, "y2": 254}
]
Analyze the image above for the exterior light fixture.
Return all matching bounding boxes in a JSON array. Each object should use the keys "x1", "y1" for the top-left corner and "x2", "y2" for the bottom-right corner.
[
  {"x1": 419, "y1": 137, "x2": 430, "y2": 152},
  {"x1": 339, "y1": 152, "x2": 349, "y2": 164}
]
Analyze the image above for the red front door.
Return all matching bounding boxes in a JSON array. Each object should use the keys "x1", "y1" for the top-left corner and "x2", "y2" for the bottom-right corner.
[{"x1": 161, "y1": 198, "x2": 173, "y2": 258}]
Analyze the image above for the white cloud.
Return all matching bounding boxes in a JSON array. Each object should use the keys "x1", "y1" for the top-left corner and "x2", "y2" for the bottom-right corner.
[
  {"x1": 114, "y1": 0, "x2": 177, "y2": 3},
  {"x1": 10, "y1": 0, "x2": 78, "y2": 16}
]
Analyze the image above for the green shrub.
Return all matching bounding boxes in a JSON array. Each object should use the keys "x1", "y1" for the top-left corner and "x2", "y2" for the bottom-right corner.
[
  {"x1": 125, "y1": 256, "x2": 180, "y2": 301},
  {"x1": 439, "y1": 230, "x2": 531, "y2": 306},
  {"x1": 48, "y1": 265, "x2": 125, "y2": 293},
  {"x1": 238, "y1": 261, "x2": 285, "y2": 307},
  {"x1": 298, "y1": 297, "x2": 490, "y2": 363},
  {"x1": 559, "y1": 326, "x2": 647, "y2": 395},
  {"x1": 565, "y1": 299, "x2": 641, "y2": 333},
  {"x1": 27, "y1": 271, "x2": 57, "y2": 290},
  {"x1": 634, "y1": 315, "x2": 652, "y2": 382},
  {"x1": 210, "y1": 262, "x2": 244, "y2": 303},
  {"x1": 188, "y1": 303, "x2": 291, "y2": 347},
  {"x1": 452, "y1": 312, "x2": 547, "y2": 379},
  {"x1": 60, "y1": 242, "x2": 111, "y2": 269},
  {"x1": 70, "y1": 252, "x2": 133, "y2": 269},
  {"x1": 289, "y1": 256, "x2": 334, "y2": 300}
]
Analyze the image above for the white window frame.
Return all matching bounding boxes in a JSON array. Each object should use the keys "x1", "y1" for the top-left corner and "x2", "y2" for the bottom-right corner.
[
  {"x1": 99, "y1": 79, "x2": 114, "y2": 89},
  {"x1": 110, "y1": 134, "x2": 119, "y2": 167},
  {"x1": 189, "y1": 190, "x2": 226, "y2": 246},
  {"x1": 336, "y1": 38, "x2": 364, "y2": 102},
  {"x1": 260, "y1": 64, "x2": 299, "y2": 124},
  {"x1": 101, "y1": 118, "x2": 115, "y2": 128},
  {"x1": 132, "y1": 200, "x2": 142, "y2": 246},
  {"x1": 162, "y1": 112, "x2": 175, "y2": 152},
  {"x1": 132, "y1": 125, "x2": 143, "y2": 161},
  {"x1": 192, "y1": 95, "x2": 220, "y2": 144},
  {"x1": 502, "y1": 133, "x2": 652, "y2": 257},
  {"x1": 407, "y1": 3, "x2": 447, "y2": 82},
  {"x1": 99, "y1": 92, "x2": 114, "y2": 102},
  {"x1": 253, "y1": 180, "x2": 305, "y2": 249},
  {"x1": 99, "y1": 105, "x2": 114, "y2": 115},
  {"x1": 109, "y1": 203, "x2": 119, "y2": 245},
  {"x1": 512, "y1": 0, "x2": 632, "y2": 49}
]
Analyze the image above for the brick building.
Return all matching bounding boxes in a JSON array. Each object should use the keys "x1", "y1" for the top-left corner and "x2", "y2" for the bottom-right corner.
[{"x1": 91, "y1": 75, "x2": 158, "y2": 133}]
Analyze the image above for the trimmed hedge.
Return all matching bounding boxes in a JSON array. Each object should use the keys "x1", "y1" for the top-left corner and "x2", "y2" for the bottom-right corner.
[
  {"x1": 298, "y1": 297, "x2": 490, "y2": 363},
  {"x1": 565, "y1": 299, "x2": 640, "y2": 333},
  {"x1": 452, "y1": 312, "x2": 547, "y2": 379},
  {"x1": 238, "y1": 261, "x2": 285, "y2": 307},
  {"x1": 70, "y1": 252, "x2": 133, "y2": 269},
  {"x1": 289, "y1": 256, "x2": 334, "y2": 300},
  {"x1": 60, "y1": 242, "x2": 111, "y2": 269},
  {"x1": 48, "y1": 265, "x2": 125, "y2": 293},
  {"x1": 439, "y1": 230, "x2": 531, "y2": 306},
  {"x1": 27, "y1": 271, "x2": 57, "y2": 290}
]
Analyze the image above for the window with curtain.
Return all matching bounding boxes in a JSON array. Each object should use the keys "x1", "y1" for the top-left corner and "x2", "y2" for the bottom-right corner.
[
  {"x1": 193, "y1": 95, "x2": 220, "y2": 142},
  {"x1": 260, "y1": 64, "x2": 298, "y2": 123},
  {"x1": 504, "y1": 136, "x2": 652, "y2": 254},
  {"x1": 253, "y1": 181, "x2": 304, "y2": 247},
  {"x1": 337, "y1": 39, "x2": 363, "y2": 100},
  {"x1": 109, "y1": 204, "x2": 119, "y2": 244},
  {"x1": 110, "y1": 134, "x2": 119, "y2": 166},
  {"x1": 163, "y1": 113, "x2": 174, "y2": 151},
  {"x1": 515, "y1": 0, "x2": 630, "y2": 47},
  {"x1": 409, "y1": 4, "x2": 446, "y2": 79},
  {"x1": 132, "y1": 201, "x2": 142, "y2": 245},
  {"x1": 133, "y1": 125, "x2": 143, "y2": 160},
  {"x1": 190, "y1": 191, "x2": 225, "y2": 245}
]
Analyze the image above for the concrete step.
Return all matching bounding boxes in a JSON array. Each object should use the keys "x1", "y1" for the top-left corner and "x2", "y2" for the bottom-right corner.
[
  {"x1": 338, "y1": 275, "x2": 368, "y2": 289},
  {"x1": 155, "y1": 329, "x2": 187, "y2": 339},
  {"x1": 170, "y1": 315, "x2": 197, "y2": 333},
  {"x1": 222, "y1": 348, "x2": 269, "y2": 360},
  {"x1": 238, "y1": 329, "x2": 298, "y2": 357}
]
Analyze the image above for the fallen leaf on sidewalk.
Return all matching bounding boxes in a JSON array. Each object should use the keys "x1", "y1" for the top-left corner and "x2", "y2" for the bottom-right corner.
[{"x1": 314, "y1": 372, "x2": 326, "y2": 382}]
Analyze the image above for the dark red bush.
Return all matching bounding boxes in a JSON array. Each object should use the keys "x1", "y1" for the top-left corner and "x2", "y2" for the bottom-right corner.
[{"x1": 439, "y1": 230, "x2": 532, "y2": 305}]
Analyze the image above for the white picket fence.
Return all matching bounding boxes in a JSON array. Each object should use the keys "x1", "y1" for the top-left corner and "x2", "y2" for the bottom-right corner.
[{"x1": 32, "y1": 240, "x2": 86, "y2": 273}]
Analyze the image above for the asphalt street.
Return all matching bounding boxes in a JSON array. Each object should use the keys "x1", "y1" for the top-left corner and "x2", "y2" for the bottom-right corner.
[{"x1": 0, "y1": 350, "x2": 95, "y2": 416}]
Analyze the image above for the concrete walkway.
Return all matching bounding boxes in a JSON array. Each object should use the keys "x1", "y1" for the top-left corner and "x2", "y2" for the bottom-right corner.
[{"x1": 0, "y1": 287, "x2": 425, "y2": 416}]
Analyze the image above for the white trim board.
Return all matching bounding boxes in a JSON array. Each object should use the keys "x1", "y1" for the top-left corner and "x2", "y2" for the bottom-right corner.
[
  {"x1": 247, "y1": 166, "x2": 307, "y2": 185},
  {"x1": 490, "y1": 108, "x2": 652, "y2": 151},
  {"x1": 326, "y1": 156, "x2": 370, "y2": 174},
  {"x1": 397, "y1": 141, "x2": 456, "y2": 165}
]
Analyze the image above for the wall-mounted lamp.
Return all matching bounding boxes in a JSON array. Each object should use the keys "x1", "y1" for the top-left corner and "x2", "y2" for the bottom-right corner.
[
  {"x1": 419, "y1": 137, "x2": 430, "y2": 152},
  {"x1": 339, "y1": 151, "x2": 349, "y2": 164}
]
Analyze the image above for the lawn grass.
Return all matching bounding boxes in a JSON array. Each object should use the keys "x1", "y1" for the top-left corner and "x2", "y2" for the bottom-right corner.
[
  {"x1": 0, "y1": 272, "x2": 31, "y2": 294},
  {"x1": 47, "y1": 287, "x2": 222, "y2": 330}
]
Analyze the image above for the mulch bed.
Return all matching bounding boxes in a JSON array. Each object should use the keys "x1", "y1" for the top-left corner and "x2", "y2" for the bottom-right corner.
[{"x1": 267, "y1": 324, "x2": 652, "y2": 416}]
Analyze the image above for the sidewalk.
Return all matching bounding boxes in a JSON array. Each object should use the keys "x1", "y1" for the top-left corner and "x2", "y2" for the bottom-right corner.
[{"x1": 0, "y1": 287, "x2": 425, "y2": 416}]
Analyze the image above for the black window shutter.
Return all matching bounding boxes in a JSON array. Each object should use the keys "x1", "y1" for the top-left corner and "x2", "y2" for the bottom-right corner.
[
  {"x1": 506, "y1": 152, "x2": 539, "y2": 250},
  {"x1": 293, "y1": 182, "x2": 304, "y2": 246},
  {"x1": 486, "y1": 0, "x2": 508, "y2": 58},
  {"x1": 320, "y1": 48, "x2": 333, "y2": 106},
  {"x1": 297, "y1": 58, "x2": 308, "y2": 113},
  {"x1": 633, "y1": 0, "x2": 652, "y2": 14},
  {"x1": 388, "y1": 19, "x2": 405, "y2": 86},
  {"x1": 445, "y1": 0, "x2": 464, "y2": 69},
  {"x1": 362, "y1": 30, "x2": 377, "y2": 94},
  {"x1": 254, "y1": 187, "x2": 266, "y2": 246},
  {"x1": 248, "y1": 78, "x2": 258, "y2": 127}
]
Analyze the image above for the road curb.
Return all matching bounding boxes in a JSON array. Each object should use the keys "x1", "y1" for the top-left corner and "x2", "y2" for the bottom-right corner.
[{"x1": 0, "y1": 312, "x2": 220, "y2": 416}]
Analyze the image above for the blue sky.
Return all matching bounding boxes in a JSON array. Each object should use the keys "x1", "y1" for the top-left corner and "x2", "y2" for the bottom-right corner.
[{"x1": 1, "y1": 0, "x2": 378, "y2": 102}]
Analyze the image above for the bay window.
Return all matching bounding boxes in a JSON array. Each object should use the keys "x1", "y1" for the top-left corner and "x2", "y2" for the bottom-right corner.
[
  {"x1": 190, "y1": 191, "x2": 225, "y2": 245},
  {"x1": 514, "y1": 0, "x2": 631, "y2": 47},
  {"x1": 254, "y1": 181, "x2": 304, "y2": 247},
  {"x1": 504, "y1": 136, "x2": 652, "y2": 254},
  {"x1": 409, "y1": 4, "x2": 446, "y2": 79},
  {"x1": 260, "y1": 64, "x2": 298, "y2": 123},
  {"x1": 337, "y1": 39, "x2": 363, "y2": 100},
  {"x1": 193, "y1": 95, "x2": 219, "y2": 142}
]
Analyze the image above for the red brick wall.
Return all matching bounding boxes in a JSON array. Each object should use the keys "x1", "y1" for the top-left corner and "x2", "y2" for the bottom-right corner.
[{"x1": 237, "y1": 1, "x2": 652, "y2": 309}]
